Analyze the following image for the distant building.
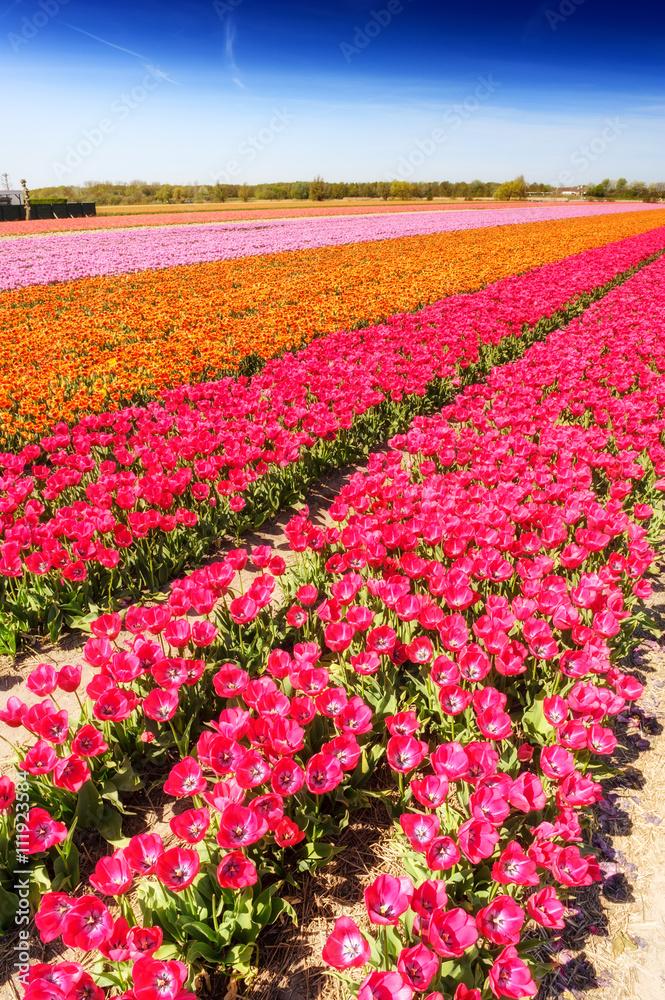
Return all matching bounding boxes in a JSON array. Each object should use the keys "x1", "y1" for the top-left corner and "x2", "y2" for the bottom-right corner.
[
  {"x1": 0, "y1": 190, "x2": 24, "y2": 206},
  {"x1": 557, "y1": 185, "x2": 587, "y2": 197}
]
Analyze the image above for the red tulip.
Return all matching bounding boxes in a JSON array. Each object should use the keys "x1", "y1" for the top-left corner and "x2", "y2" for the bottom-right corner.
[
  {"x1": 127, "y1": 925, "x2": 164, "y2": 960},
  {"x1": 322, "y1": 916, "x2": 371, "y2": 970},
  {"x1": 34, "y1": 892, "x2": 74, "y2": 942},
  {"x1": 508, "y1": 773, "x2": 546, "y2": 813},
  {"x1": 132, "y1": 957, "x2": 187, "y2": 1000},
  {"x1": 552, "y1": 845, "x2": 601, "y2": 886},
  {"x1": 489, "y1": 945, "x2": 537, "y2": 998},
  {"x1": 154, "y1": 847, "x2": 200, "y2": 891},
  {"x1": 411, "y1": 774, "x2": 449, "y2": 809},
  {"x1": 400, "y1": 812, "x2": 440, "y2": 852},
  {"x1": 492, "y1": 841, "x2": 540, "y2": 886},
  {"x1": 20, "y1": 741, "x2": 57, "y2": 776},
  {"x1": 364, "y1": 874, "x2": 413, "y2": 925},
  {"x1": 170, "y1": 808, "x2": 210, "y2": 844},
  {"x1": 336, "y1": 696, "x2": 373, "y2": 734},
  {"x1": 386, "y1": 735, "x2": 429, "y2": 774},
  {"x1": 476, "y1": 895, "x2": 525, "y2": 945},
  {"x1": 26, "y1": 808, "x2": 68, "y2": 854},
  {"x1": 216, "y1": 804, "x2": 268, "y2": 848},
  {"x1": 305, "y1": 753, "x2": 344, "y2": 794},
  {"x1": 271, "y1": 757, "x2": 305, "y2": 796},
  {"x1": 71, "y1": 724, "x2": 108, "y2": 757},
  {"x1": 89, "y1": 851, "x2": 133, "y2": 896},
  {"x1": 526, "y1": 886, "x2": 565, "y2": 929},
  {"x1": 411, "y1": 878, "x2": 448, "y2": 918},
  {"x1": 322, "y1": 734, "x2": 361, "y2": 770},
  {"x1": 163, "y1": 757, "x2": 207, "y2": 797},
  {"x1": 217, "y1": 851, "x2": 258, "y2": 889},
  {"x1": 457, "y1": 819, "x2": 500, "y2": 864},
  {"x1": 430, "y1": 741, "x2": 469, "y2": 780},
  {"x1": 539, "y1": 745, "x2": 575, "y2": 779},
  {"x1": 62, "y1": 895, "x2": 113, "y2": 951},
  {"x1": 213, "y1": 663, "x2": 249, "y2": 697},
  {"x1": 427, "y1": 906, "x2": 478, "y2": 958},
  {"x1": 124, "y1": 833, "x2": 164, "y2": 874},
  {"x1": 397, "y1": 942, "x2": 439, "y2": 991},
  {"x1": 27, "y1": 663, "x2": 58, "y2": 697},
  {"x1": 358, "y1": 970, "x2": 413, "y2": 1000},
  {"x1": 274, "y1": 816, "x2": 307, "y2": 847},
  {"x1": 426, "y1": 836, "x2": 461, "y2": 871}
]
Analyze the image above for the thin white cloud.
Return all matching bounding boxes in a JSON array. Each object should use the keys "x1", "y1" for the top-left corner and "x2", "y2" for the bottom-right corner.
[
  {"x1": 225, "y1": 17, "x2": 247, "y2": 89},
  {"x1": 65, "y1": 24, "x2": 147, "y2": 60},
  {"x1": 144, "y1": 64, "x2": 180, "y2": 85},
  {"x1": 225, "y1": 19, "x2": 238, "y2": 71},
  {"x1": 65, "y1": 25, "x2": 179, "y2": 84}
]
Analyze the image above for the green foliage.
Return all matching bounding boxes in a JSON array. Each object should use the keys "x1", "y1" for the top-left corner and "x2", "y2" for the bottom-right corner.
[
  {"x1": 493, "y1": 174, "x2": 529, "y2": 201},
  {"x1": 309, "y1": 175, "x2": 327, "y2": 201},
  {"x1": 25, "y1": 176, "x2": 610, "y2": 207},
  {"x1": 389, "y1": 180, "x2": 413, "y2": 200}
]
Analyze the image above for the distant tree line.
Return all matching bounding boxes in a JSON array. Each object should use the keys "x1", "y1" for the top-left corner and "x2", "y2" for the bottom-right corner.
[
  {"x1": 27, "y1": 176, "x2": 662, "y2": 206},
  {"x1": 586, "y1": 178, "x2": 664, "y2": 202}
]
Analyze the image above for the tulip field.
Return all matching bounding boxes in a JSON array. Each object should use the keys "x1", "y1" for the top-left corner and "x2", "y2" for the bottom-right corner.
[{"x1": 1, "y1": 202, "x2": 665, "y2": 1000}]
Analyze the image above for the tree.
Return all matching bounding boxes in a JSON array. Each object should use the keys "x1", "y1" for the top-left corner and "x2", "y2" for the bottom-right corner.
[
  {"x1": 255, "y1": 184, "x2": 288, "y2": 200},
  {"x1": 1, "y1": 172, "x2": 10, "y2": 191},
  {"x1": 155, "y1": 184, "x2": 173, "y2": 203},
  {"x1": 290, "y1": 181, "x2": 309, "y2": 199},
  {"x1": 627, "y1": 181, "x2": 647, "y2": 201},
  {"x1": 377, "y1": 182, "x2": 391, "y2": 201},
  {"x1": 389, "y1": 180, "x2": 412, "y2": 200},
  {"x1": 493, "y1": 175, "x2": 528, "y2": 201},
  {"x1": 238, "y1": 183, "x2": 252, "y2": 202},
  {"x1": 309, "y1": 175, "x2": 326, "y2": 201}
]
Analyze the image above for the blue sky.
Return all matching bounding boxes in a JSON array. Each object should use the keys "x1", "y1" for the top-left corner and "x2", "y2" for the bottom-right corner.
[{"x1": 2, "y1": 0, "x2": 663, "y2": 187}]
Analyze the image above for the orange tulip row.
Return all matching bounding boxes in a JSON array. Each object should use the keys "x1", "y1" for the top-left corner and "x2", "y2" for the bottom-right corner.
[{"x1": 3, "y1": 207, "x2": 665, "y2": 446}]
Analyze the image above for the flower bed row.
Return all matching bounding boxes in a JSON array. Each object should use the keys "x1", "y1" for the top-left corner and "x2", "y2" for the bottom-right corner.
[
  {"x1": 0, "y1": 200, "x2": 650, "y2": 240},
  {"x1": 3, "y1": 209, "x2": 665, "y2": 444},
  {"x1": 3, "y1": 203, "x2": 654, "y2": 292},
  {"x1": 1, "y1": 252, "x2": 664, "y2": 999},
  {"x1": 0, "y1": 202, "x2": 506, "y2": 240},
  {"x1": 1, "y1": 226, "x2": 665, "y2": 652}
]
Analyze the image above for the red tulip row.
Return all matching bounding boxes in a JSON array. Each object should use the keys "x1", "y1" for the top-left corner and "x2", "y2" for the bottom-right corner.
[
  {"x1": 1, "y1": 251, "x2": 663, "y2": 999},
  {"x1": 1, "y1": 227, "x2": 665, "y2": 651}
]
